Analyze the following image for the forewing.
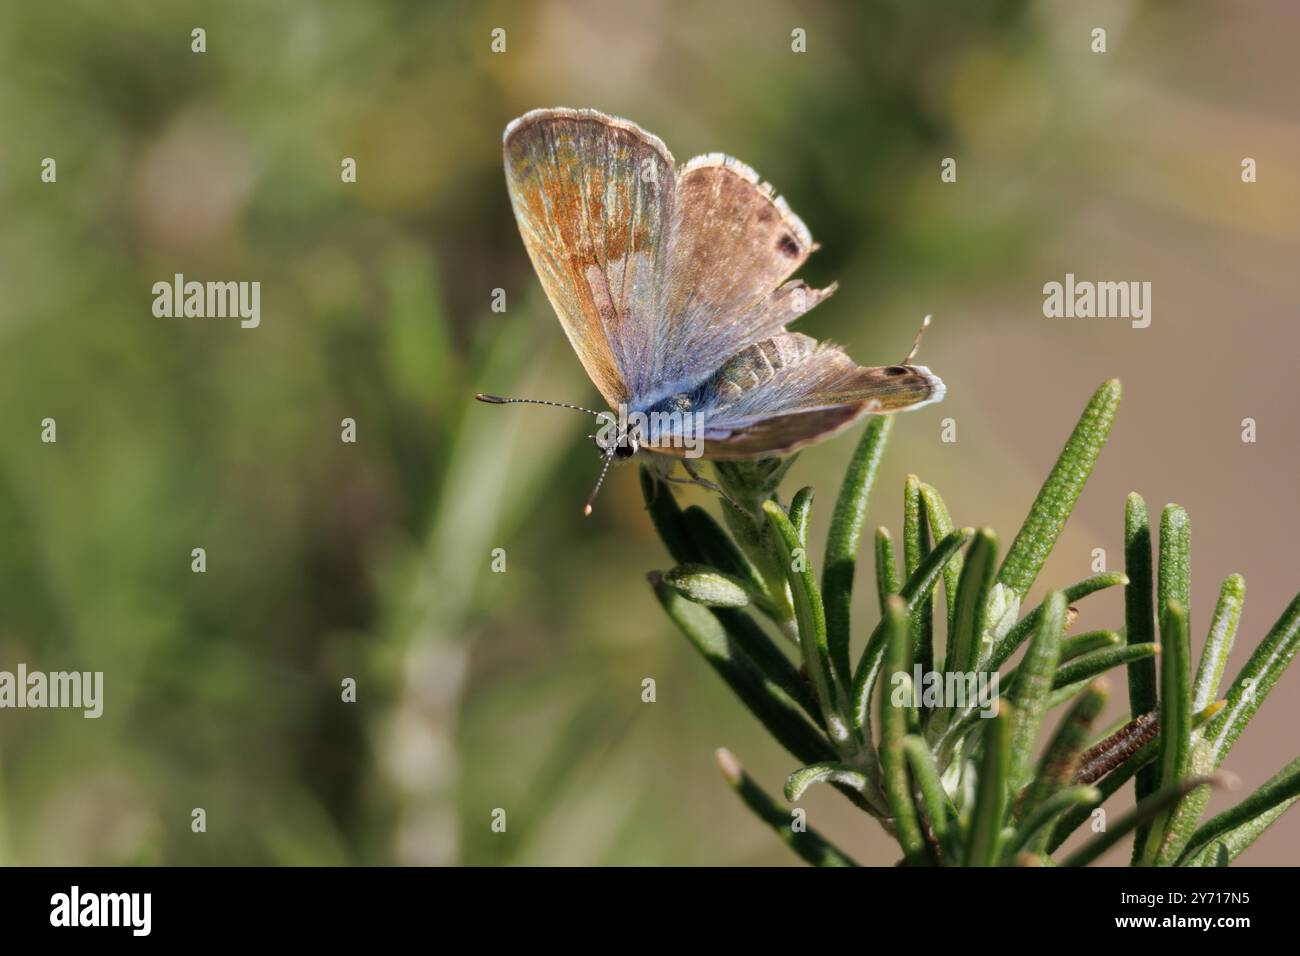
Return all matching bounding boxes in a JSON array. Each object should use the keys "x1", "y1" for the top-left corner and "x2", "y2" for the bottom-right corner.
[{"x1": 503, "y1": 108, "x2": 675, "y2": 407}]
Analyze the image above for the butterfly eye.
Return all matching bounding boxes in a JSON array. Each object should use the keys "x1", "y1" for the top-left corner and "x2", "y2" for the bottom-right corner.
[
  {"x1": 614, "y1": 434, "x2": 639, "y2": 459},
  {"x1": 884, "y1": 365, "x2": 910, "y2": 377}
]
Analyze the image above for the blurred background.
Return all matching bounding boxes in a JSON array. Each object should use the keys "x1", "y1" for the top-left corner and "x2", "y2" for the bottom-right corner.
[{"x1": 0, "y1": 0, "x2": 1297, "y2": 865}]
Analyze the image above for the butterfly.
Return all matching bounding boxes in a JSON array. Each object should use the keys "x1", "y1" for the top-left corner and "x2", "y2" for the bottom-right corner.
[{"x1": 478, "y1": 108, "x2": 945, "y2": 514}]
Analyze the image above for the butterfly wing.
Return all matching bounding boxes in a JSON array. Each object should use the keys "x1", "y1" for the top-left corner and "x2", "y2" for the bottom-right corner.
[
  {"x1": 503, "y1": 108, "x2": 676, "y2": 407},
  {"x1": 643, "y1": 332, "x2": 944, "y2": 460},
  {"x1": 649, "y1": 154, "x2": 837, "y2": 403}
]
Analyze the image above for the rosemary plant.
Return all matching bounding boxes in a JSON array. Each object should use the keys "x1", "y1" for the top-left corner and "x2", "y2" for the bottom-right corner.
[{"x1": 646, "y1": 380, "x2": 1300, "y2": 866}]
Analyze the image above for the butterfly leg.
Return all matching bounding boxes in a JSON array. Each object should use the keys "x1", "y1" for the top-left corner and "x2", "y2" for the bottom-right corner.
[
  {"x1": 643, "y1": 456, "x2": 743, "y2": 513},
  {"x1": 659, "y1": 472, "x2": 742, "y2": 513},
  {"x1": 670, "y1": 459, "x2": 743, "y2": 513}
]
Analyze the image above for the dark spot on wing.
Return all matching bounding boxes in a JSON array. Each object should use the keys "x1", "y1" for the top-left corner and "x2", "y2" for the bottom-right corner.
[
  {"x1": 776, "y1": 233, "x2": 801, "y2": 258},
  {"x1": 757, "y1": 207, "x2": 774, "y2": 223}
]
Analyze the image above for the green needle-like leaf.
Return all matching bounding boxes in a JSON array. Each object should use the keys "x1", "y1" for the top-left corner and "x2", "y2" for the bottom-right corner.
[
  {"x1": 903, "y1": 475, "x2": 936, "y2": 678},
  {"x1": 1004, "y1": 786, "x2": 1100, "y2": 863},
  {"x1": 1047, "y1": 743, "x2": 1151, "y2": 854},
  {"x1": 715, "y1": 608, "x2": 823, "y2": 724},
  {"x1": 1158, "y1": 506, "x2": 1191, "y2": 640},
  {"x1": 1019, "y1": 679, "x2": 1108, "y2": 825},
  {"x1": 641, "y1": 466, "x2": 698, "y2": 564},
  {"x1": 1192, "y1": 574, "x2": 1245, "y2": 711},
  {"x1": 680, "y1": 505, "x2": 765, "y2": 597},
  {"x1": 650, "y1": 574, "x2": 835, "y2": 766},
  {"x1": 1179, "y1": 755, "x2": 1300, "y2": 866},
  {"x1": 1007, "y1": 591, "x2": 1066, "y2": 791},
  {"x1": 1137, "y1": 600, "x2": 1192, "y2": 865},
  {"x1": 789, "y1": 486, "x2": 815, "y2": 549},
  {"x1": 1044, "y1": 680, "x2": 1089, "y2": 710},
  {"x1": 903, "y1": 475, "x2": 925, "y2": 579},
  {"x1": 716, "y1": 469, "x2": 798, "y2": 634},
  {"x1": 948, "y1": 528, "x2": 998, "y2": 676},
  {"x1": 1157, "y1": 600, "x2": 1194, "y2": 784},
  {"x1": 996, "y1": 379, "x2": 1121, "y2": 598},
  {"x1": 715, "y1": 748, "x2": 858, "y2": 867},
  {"x1": 1053, "y1": 643, "x2": 1160, "y2": 690},
  {"x1": 1144, "y1": 504, "x2": 1195, "y2": 849},
  {"x1": 925, "y1": 529, "x2": 1000, "y2": 747},
  {"x1": 1130, "y1": 504, "x2": 1188, "y2": 860},
  {"x1": 920, "y1": 482, "x2": 964, "y2": 636},
  {"x1": 875, "y1": 526, "x2": 899, "y2": 617},
  {"x1": 1046, "y1": 703, "x2": 1224, "y2": 852},
  {"x1": 851, "y1": 529, "x2": 972, "y2": 734},
  {"x1": 1154, "y1": 738, "x2": 1214, "y2": 866},
  {"x1": 1181, "y1": 798, "x2": 1298, "y2": 867},
  {"x1": 1123, "y1": 493, "x2": 1158, "y2": 816},
  {"x1": 650, "y1": 492, "x2": 820, "y2": 721},
  {"x1": 879, "y1": 596, "x2": 929, "y2": 866},
  {"x1": 785, "y1": 762, "x2": 871, "y2": 801},
  {"x1": 1002, "y1": 631, "x2": 1120, "y2": 689},
  {"x1": 986, "y1": 572, "x2": 1127, "y2": 672},
  {"x1": 966, "y1": 700, "x2": 1013, "y2": 866},
  {"x1": 1203, "y1": 591, "x2": 1300, "y2": 766},
  {"x1": 1062, "y1": 630, "x2": 1122, "y2": 660},
  {"x1": 823, "y1": 415, "x2": 893, "y2": 693},
  {"x1": 902, "y1": 735, "x2": 959, "y2": 864},
  {"x1": 661, "y1": 564, "x2": 751, "y2": 608},
  {"x1": 763, "y1": 500, "x2": 852, "y2": 751},
  {"x1": 1061, "y1": 774, "x2": 1224, "y2": 867}
]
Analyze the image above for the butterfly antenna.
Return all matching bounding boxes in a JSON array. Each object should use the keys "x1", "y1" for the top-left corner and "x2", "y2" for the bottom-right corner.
[
  {"x1": 583, "y1": 448, "x2": 616, "y2": 517},
  {"x1": 902, "y1": 314, "x2": 932, "y2": 365},
  {"x1": 475, "y1": 393, "x2": 605, "y2": 418}
]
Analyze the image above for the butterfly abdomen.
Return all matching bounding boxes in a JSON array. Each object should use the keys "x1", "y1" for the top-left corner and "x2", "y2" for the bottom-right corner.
[
  {"x1": 706, "y1": 333, "x2": 818, "y2": 405},
  {"x1": 640, "y1": 332, "x2": 819, "y2": 424}
]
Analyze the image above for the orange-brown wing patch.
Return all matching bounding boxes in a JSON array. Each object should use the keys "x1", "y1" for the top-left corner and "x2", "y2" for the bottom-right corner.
[{"x1": 503, "y1": 108, "x2": 675, "y2": 407}]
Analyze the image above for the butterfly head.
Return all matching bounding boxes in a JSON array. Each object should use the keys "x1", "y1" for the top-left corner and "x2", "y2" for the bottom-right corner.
[{"x1": 593, "y1": 413, "x2": 640, "y2": 460}]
